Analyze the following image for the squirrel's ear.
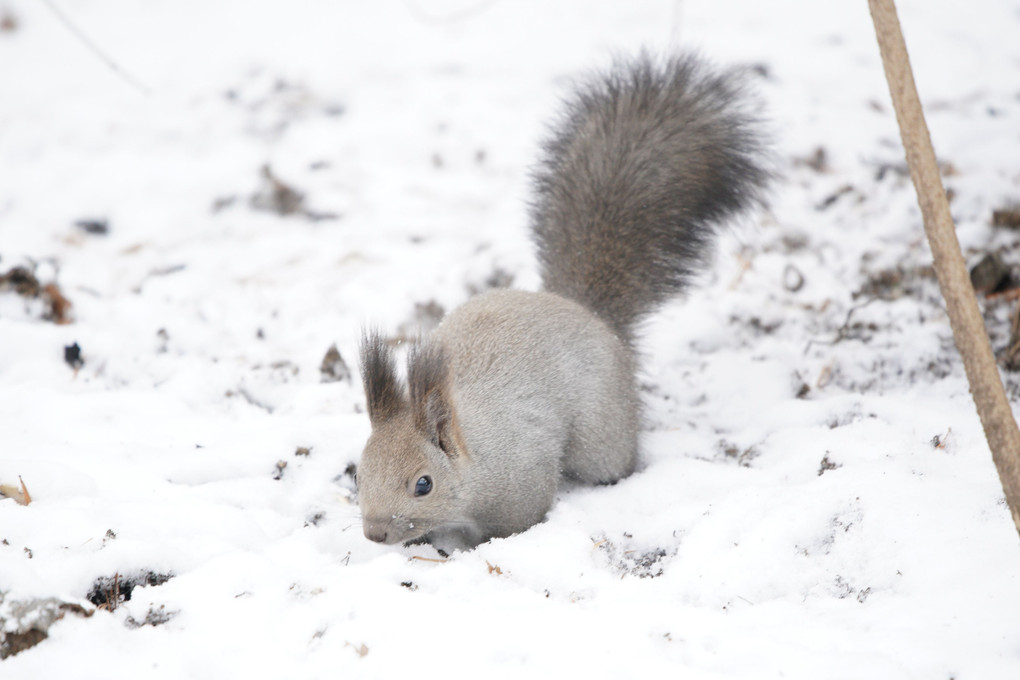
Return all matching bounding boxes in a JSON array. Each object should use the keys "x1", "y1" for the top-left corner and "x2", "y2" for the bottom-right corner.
[
  {"x1": 407, "y1": 341, "x2": 463, "y2": 458},
  {"x1": 359, "y1": 330, "x2": 405, "y2": 423}
]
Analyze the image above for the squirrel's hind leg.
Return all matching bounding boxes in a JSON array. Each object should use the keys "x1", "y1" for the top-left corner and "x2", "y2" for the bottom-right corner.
[{"x1": 560, "y1": 384, "x2": 639, "y2": 484}]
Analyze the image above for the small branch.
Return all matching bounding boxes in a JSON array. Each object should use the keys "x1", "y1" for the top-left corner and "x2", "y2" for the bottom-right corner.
[
  {"x1": 868, "y1": 0, "x2": 1020, "y2": 537},
  {"x1": 42, "y1": 0, "x2": 150, "y2": 96}
]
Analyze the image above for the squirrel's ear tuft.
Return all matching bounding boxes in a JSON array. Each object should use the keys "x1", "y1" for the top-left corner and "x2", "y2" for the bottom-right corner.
[
  {"x1": 359, "y1": 330, "x2": 405, "y2": 423},
  {"x1": 407, "y1": 341, "x2": 462, "y2": 458}
]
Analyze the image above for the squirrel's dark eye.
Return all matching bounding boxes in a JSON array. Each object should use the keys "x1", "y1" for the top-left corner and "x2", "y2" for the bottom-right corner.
[{"x1": 414, "y1": 475, "x2": 433, "y2": 497}]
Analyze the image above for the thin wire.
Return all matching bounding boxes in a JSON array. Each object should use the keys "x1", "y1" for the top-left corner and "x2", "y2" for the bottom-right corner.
[{"x1": 41, "y1": 0, "x2": 151, "y2": 96}]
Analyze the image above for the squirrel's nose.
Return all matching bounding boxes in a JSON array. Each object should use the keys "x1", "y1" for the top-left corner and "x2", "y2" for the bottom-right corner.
[{"x1": 363, "y1": 524, "x2": 388, "y2": 543}]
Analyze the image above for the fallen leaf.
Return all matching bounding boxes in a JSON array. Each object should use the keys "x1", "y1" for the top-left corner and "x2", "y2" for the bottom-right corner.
[{"x1": 0, "y1": 476, "x2": 31, "y2": 505}]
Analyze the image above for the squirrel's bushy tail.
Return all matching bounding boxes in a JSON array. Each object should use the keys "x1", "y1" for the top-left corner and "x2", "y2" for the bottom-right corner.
[{"x1": 530, "y1": 53, "x2": 771, "y2": 345}]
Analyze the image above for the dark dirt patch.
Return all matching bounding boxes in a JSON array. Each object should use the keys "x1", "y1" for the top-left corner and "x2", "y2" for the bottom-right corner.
[
  {"x1": 594, "y1": 535, "x2": 673, "y2": 579},
  {"x1": 394, "y1": 300, "x2": 446, "y2": 341},
  {"x1": 969, "y1": 252, "x2": 1013, "y2": 294},
  {"x1": 86, "y1": 571, "x2": 174, "y2": 611},
  {"x1": 717, "y1": 440, "x2": 760, "y2": 468},
  {"x1": 64, "y1": 342, "x2": 84, "y2": 370},
  {"x1": 731, "y1": 315, "x2": 783, "y2": 336},
  {"x1": 125, "y1": 605, "x2": 177, "y2": 628},
  {"x1": 74, "y1": 218, "x2": 109, "y2": 235},
  {"x1": 853, "y1": 263, "x2": 937, "y2": 302},
  {"x1": 334, "y1": 462, "x2": 358, "y2": 495},
  {"x1": 250, "y1": 164, "x2": 305, "y2": 216},
  {"x1": 0, "y1": 8, "x2": 18, "y2": 34},
  {"x1": 0, "y1": 265, "x2": 73, "y2": 324},
  {"x1": 815, "y1": 184, "x2": 856, "y2": 211},
  {"x1": 793, "y1": 146, "x2": 829, "y2": 173},
  {"x1": 467, "y1": 267, "x2": 514, "y2": 296},
  {"x1": 997, "y1": 301, "x2": 1020, "y2": 372},
  {"x1": 0, "y1": 594, "x2": 92, "y2": 660},
  {"x1": 320, "y1": 344, "x2": 351, "y2": 383},
  {"x1": 0, "y1": 265, "x2": 40, "y2": 296},
  {"x1": 818, "y1": 454, "x2": 841, "y2": 476},
  {"x1": 992, "y1": 207, "x2": 1020, "y2": 229},
  {"x1": 245, "y1": 165, "x2": 338, "y2": 222}
]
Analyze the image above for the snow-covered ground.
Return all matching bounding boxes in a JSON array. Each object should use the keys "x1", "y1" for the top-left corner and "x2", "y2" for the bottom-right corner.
[{"x1": 2, "y1": 0, "x2": 1020, "y2": 677}]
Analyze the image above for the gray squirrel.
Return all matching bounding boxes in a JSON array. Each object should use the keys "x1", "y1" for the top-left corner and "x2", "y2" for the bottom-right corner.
[{"x1": 356, "y1": 53, "x2": 770, "y2": 550}]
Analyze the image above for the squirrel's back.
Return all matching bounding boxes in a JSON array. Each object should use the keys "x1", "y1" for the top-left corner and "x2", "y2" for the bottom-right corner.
[{"x1": 530, "y1": 53, "x2": 771, "y2": 345}]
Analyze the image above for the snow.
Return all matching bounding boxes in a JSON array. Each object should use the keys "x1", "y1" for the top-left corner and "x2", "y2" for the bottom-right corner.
[{"x1": 2, "y1": 0, "x2": 1020, "y2": 677}]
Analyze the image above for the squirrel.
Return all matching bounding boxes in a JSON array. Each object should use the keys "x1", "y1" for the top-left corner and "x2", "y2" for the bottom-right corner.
[{"x1": 356, "y1": 53, "x2": 771, "y2": 550}]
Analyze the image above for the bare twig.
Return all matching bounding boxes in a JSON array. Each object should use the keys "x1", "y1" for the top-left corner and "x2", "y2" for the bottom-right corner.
[
  {"x1": 868, "y1": 0, "x2": 1020, "y2": 537},
  {"x1": 41, "y1": 0, "x2": 150, "y2": 95}
]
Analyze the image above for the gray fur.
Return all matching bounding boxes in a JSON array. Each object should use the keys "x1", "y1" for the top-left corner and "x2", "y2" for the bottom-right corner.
[
  {"x1": 531, "y1": 53, "x2": 770, "y2": 345},
  {"x1": 359, "y1": 330, "x2": 403, "y2": 423},
  {"x1": 356, "y1": 53, "x2": 771, "y2": 550},
  {"x1": 406, "y1": 340, "x2": 451, "y2": 441}
]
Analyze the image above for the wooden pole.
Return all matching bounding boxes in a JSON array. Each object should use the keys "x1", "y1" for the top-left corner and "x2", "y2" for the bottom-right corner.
[{"x1": 867, "y1": 0, "x2": 1020, "y2": 537}]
